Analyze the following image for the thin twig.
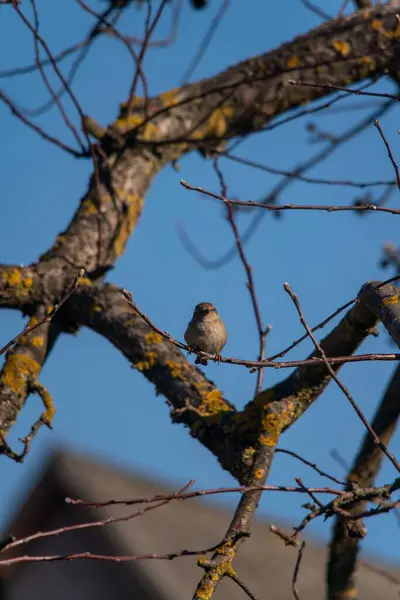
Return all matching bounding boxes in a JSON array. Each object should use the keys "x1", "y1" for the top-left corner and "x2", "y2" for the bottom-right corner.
[
  {"x1": 180, "y1": 0, "x2": 230, "y2": 84},
  {"x1": 228, "y1": 572, "x2": 260, "y2": 600},
  {"x1": 126, "y1": 0, "x2": 169, "y2": 112},
  {"x1": 2, "y1": 480, "x2": 194, "y2": 554},
  {"x1": 289, "y1": 79, "x2": 400, "y2": 102},
  {"x1": 276, "y1": 449, "x2": 346, "y2": 485},
  {"x1": 300, "y1": 0, "x2": 331, "y2": 20},
  {"x1": 373, "y1": 119, "x2": 400, "y2": 190},
  {"x1": 121, "y1": 285, "x2": 400, "y2": 371},
  {"x1": 219, "y1": 151, "x2": 395, "y2": 189},
  {"x1": 0, "y1": 269, "x2": 85, "y2": 357},
  {"x1": 180, "y1": 180, "x2": 400, "y2": 215},
  {"x1": 283, "y1": 282, "x2": 400, "y2": 473},
  {"x1": 267, "y1": 273, "x2": 400, "y2": 361},
  {"x1": 292, "y1": 541, "x2": 306, "y2": 600},
  {"x1": 212, "y1": 157, "x2": 269, "y2": 394},
  {"x1": 66, "y1": 483, "x2": 343, "y2": 510}
]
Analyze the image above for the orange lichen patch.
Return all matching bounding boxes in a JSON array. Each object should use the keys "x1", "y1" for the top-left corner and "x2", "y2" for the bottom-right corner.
[
  {"x1": 53, "y1": 235, "x2": 66, "y2": 252},
  {"x1": 145, "y1": 331, "x2": 163, "y2": 344},
  {"x1": 356, "y1": 55, "x2": 376, "y2": 76},
  {"x1": 371, "y1": 19, "x2": 382, "y2": 31},
  {"x1": 133, "y1": 351, "x2": 158, "y2": 372},
  {"x1": 258, "y1": 432, "x2": 278, "y2": 447},
  {"x1": 370, "y1": 19, "x2": 400, "y2": 37},
  {"x1": 32, "y1": 380, "x2": 55, "y2": 425},
  {"x1": 81, "y1": 195, "x2": 99, "y2": 217},
  {"x1": 206, "y1": 105, "x2": 234, "y2": 137},
  {"x1": 1, "y1": 268, "x2": 34, "y2": 298},
  {"x1": 194, "y1": 582, "x2": 215, "y2": 600},
  {"x1": 194, "y1": 386, "x2": 230, "y2": 418},
  {"x1": 114, "y1": 113, "x2": 145, "y2": 133},
  {"x1": 142, "y1": 122, "x2": 159, "y2": 141},
  {"x1": 77, "y1": 276, "x2": 92, "y2": 287},
  {"x1": 31, "y1": 336, "x2": 44, "y2": 349},
  {"x1": 194, "y1": 542, "x2": 236, "y2": 599},
  {"x1": 287, "y1": 55, "x2": 302, "y2": 68},
  {"x1": 165, "y1": 359, "x2": 184, "y2": 379},
  {"x1": 382, "y1": 23, "x2": 400, "y2": 38},
  {"x1": 18, "y1": 316, "x2": 40, "y2": 346},
  {"x1": 358, "y1": 56, "x2": 375, "y2": 67},
  {"x1": 189, "y1": 104, "x2": 234, "y2": 141},
  {"x1": 80, "y1": 188, "x2": 114, "y2": 217},
  {"x1": 253, "y1": 467, "x2": 265, "y2": 480},
  {"x1": 119, "y1": 96, "x2": 145, "y2": 112},
  {"x1": 159, "y1": 87, "x2": 180, "y2": 108},
  {"x1": 112, "y1": 191, "x2": 144, "y2": 258},
  {"x1": 241, "y1": 446, "x2": 255, "y2": 464},
  {"x1": 124, "y1": 317, "x2": 138, "y2": 328},
  {"x1": 382, "y1": 293, "x2": 399, "y2": 306},
  {"x1": 259, "y1": 411, "x2": 283, "y2": 446},
  {"x1": 333, "y1": 40, "x2": 351, "y2": 57},
  {"x1": 2, "y1": 353, "x2": 41, "y2": 397},
  {"x1": 40, "y1": 388, "x2": 55, "y2": 424}
]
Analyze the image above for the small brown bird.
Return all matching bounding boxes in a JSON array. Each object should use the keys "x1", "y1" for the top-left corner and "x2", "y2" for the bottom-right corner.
[{"x1": 184, "y1": 302, "x2": 227, "y2": 366}]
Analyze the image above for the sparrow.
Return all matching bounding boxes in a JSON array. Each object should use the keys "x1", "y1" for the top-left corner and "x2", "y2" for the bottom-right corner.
[{"x1": 184, "y1": 302, "x2": 227, "y2": 366}]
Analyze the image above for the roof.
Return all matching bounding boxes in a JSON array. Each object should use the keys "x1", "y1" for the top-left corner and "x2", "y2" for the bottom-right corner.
[{"x1": 1, "y1": 448, "x2": 399, "y2": 600}]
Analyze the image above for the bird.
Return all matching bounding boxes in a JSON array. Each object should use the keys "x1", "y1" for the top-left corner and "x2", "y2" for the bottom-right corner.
[{"x1": 184, "y1": 302, "x2": 227, "y2": 366}]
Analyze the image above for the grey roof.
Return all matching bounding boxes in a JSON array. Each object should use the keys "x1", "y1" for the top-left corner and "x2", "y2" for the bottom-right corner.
[{"x1": 1, "y1": 448, "x2": 399, "y2": 600}]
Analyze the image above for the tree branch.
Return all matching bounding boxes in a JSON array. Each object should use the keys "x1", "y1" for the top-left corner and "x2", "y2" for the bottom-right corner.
[{"x1": 327, "y1": 364, "x2": 400, "y2": 600}]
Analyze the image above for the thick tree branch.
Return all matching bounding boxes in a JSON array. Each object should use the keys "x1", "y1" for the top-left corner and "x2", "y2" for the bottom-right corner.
[
  {"x1": 0, "y1": 265, "x2": 41, "y2": 311},
  {"x1": 67, "y1": 282, "x2": 238, "y2": 474},
  {"x1": 0, "y1": 310, "x2": 53, "y2": 450},
  {"x1": 327, "y1": 364, "x2": 400, "y2": 600},
  {"x1": 358, "y1": 281, "x2": 400, "y2": 347},
  {"x1": 109, "y1": 4, "x2": 400, "y2": 153},
  {"x1": 66, "y1": 282, "x2": 378, "y2": 483},
  {"x1": 235, "y1": 297, "x2": 378, "y2": 480}
]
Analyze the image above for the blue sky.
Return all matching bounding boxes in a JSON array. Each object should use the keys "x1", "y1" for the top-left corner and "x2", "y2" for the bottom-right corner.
[{"x1": 0, "y1": 0, "x2": 399, "y2": 569}]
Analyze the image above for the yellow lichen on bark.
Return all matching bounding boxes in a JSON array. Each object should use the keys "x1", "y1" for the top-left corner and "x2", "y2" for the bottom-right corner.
[
  {"x1": 287, "y1": 56, "x2": 302, "y2": 68},
  {"x1": 188, "y1": 104, "x2": 234, "y2": 141},
  {"x1": 333, "y1": 40, "x2": 351, "y2": 57},
  {"x1": 205, "y1": 105, "x2": 234, "y2": 137},
  {"x1": 253, "y1": 467, "x2": 265, "y2": 480},
  {"x1": 113, "y1": 113, "x2": 145, "y2": 133},
  {"x1": 370, "y1": 18, "x2": 400, "y2": 37},
  {"x1": 133, "y1": 351, "x2": 158, "y2": 372},
  {"x1": 165, "y1": 360, "x2": 184, "y2": 379},
  {"x1": 32, "y1": 380, "x2": 55, "y2": 425},
  {"x1": 241, "y1": 446, "x2": 255, "y2": 465},
  {"x1": 145, "y1": 331, "x2": 163, "y2": 344},
  {"x1": 193, "y1": 385, "x2": 230, "y2": 418},
  {"x1": 159, "y1": 87, "x2": 180, "y2": 108},
  {"x1": 112, "y1": 190, "x2": 144, "y2": 258},
  {"x1": 31, "y1": 336, "x2": 45, "y2": 349},
  {"x1": 370, "y1": 19, "x2": 382, "y2": 31},
  {"x1": 194, "y1": 540, "x2": 236, "y2": 600},
  {"x1": 1, "y1": 268, "x2": 33, "y2": 298},
  {"x1": 382, "y1": 293, "x2": 399, "y2": 306},
  {"x1": 2, "y1": 353, "x2": 41, "y2": 396}
]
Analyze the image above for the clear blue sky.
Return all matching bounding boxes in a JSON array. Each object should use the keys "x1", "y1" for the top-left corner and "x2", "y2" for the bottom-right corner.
[{"x1": 0, "y1": 0, "x2": 399, "y2": 568}]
